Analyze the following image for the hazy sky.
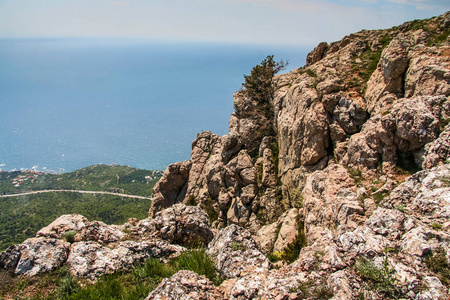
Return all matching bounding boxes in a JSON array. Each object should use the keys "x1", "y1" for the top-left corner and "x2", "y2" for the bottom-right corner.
[{"x1": 0, "y1": 0, "x2": 448, "y2": 45}]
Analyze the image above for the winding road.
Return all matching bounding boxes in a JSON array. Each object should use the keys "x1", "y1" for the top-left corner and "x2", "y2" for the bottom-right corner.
[{"x1": 0, "y1": 189, "x2": 152, "y2": 200}]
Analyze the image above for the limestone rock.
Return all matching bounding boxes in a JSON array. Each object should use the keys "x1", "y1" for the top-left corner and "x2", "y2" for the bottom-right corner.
[
  {"x1": 15, "y1": 238, "x2": 69, "y2": 276},
  {"x1": 302, "y1": 164, "x2": 362, "y2": 243},
  {"x1": 36, "y1": 214, "x2": 88, "y2": 239},
  {"x1": 295, "y1": 230, "x2": 345, "y2": 272},
  {"x1": 415, "y1": 276, "x2": 448, "y2": 300},
  {"x1": 253, "y1": 222, "x2": 279, "y2": 255},
  {"x1": 306, "y1": 42, "x2": 328, "y2": 66},
  {"x1": 79, "y1": 221, "x2": 125, "y2": 244},
  {"x1": 67, "y1": 240, "x2": 184, "y2": 280},
  {"x1": 207, "y1": 225, "x2": 271, "y2": 279},
  {"x1": 137, "y1": 204, "x2": 214, "y2": 247},
  {"x1": 422, "y1": 124, "x2": 450, "y2": 169},
  {"x1": 145, "y1": 270, "x2": 218, "y2": 300},
  {"x1": 385, "y1": 164, "x2": 450, "y2": 222},
  {"x1": 149, "y1": 160, "x2": 191, "y2": 217},
  {"x1": 365, "y1": 207, "x2": 406, "y2": 240},
  {"x1": 273, "y1": 208, "x2": 299, "y2": 253},
  {"x1": 0, "y1": 245, "x2": 21, "y2": 271}
]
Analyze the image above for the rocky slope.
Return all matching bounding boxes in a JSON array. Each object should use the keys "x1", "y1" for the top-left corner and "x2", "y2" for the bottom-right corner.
[{"x1": 2, "y1": 12, "x2": 450, "y2": 300}]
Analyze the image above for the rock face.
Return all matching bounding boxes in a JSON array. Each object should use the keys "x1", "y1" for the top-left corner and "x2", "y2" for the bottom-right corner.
[
  {"x1": 14, "y1": 238, "x2": 69, "y2": 276},
  {"x1": 36, "y1": 214, "x2": 88, "y2": 239},
  {"x1": 137, "y1": 204, "x2": 214, "y2": 247},
  {"x1": 67, "y1": 240, "x2": 184, "y2": 280},
  {"x1": 207, "y1": 225, "x2": 271, "y2": 279},
  {"x1": 145, "y1": 270, "x2": 218, "y2": 300}
]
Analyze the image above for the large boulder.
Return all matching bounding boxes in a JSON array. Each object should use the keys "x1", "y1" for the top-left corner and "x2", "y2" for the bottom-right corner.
[
  {"x1": 149, "y1": 160, "x2": 191, "y2": 217},
  {"x1": 422, "y1": 124, "x2": 450, "y2": 169},
  {"x1": 15, "y1": 238, "x2": 69, "y2": 276},
  {"x1": 145, "y1": 270, "x2": 218, "y2": 300},
  {"x1": 36, "y1": 214, "x2": 88, "y2": 239},
  {"x1": 207, "y1": 225, "x2": 271, "y2": 279},
  {"x1": 0, "y1": 245, "x2": 21, "y2": 271},
  {"x1": 67, "y1": 240, "x2": 184, "y2": 280},
  {"x1": 136, "y1": 204, "x2": 214, "y2": 247},
  {"x1": 302, "y1": 164, "x2": 363, "y2": 244}
]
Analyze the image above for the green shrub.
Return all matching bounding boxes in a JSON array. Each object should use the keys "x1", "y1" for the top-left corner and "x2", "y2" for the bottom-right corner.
[
  {"x1": 172, "y1": 249, "x2": 221, "y2": 285},
  {"x1": 347, "y1": 167, "x2": 364, "y2": 186},
  {"x1": 281, "y1": 220, "x2": 306, "y2": 263},
  {"x1": 355, "y1": 256, "x2": 400, "y2": 298},
  {"x1": 57, "y1": 273, "x2": 80, "y2": 299},
  {"x1": 394, "y1": 205, "x2": 406, "y2": 213},
  {"x1": 201, "y1": 197, "x2": 219, "y2": 224},
  {"x1": 64, "y1": 231, "x2": 77, "y2": 244},
  {"x1": 289, "y1": 188, "x2": 303, "y2": 209},
  {"x1": 231, "y1": 241, "x2": 245, "y2": 251},
  {"x1": 431, "y1": 222, "x2": 443, "y2": 230},
  {"x1": 242, "y1": 55, "x2": 287, "y2": 104},
  {"x1": 372, "y1": 192, "x2": 389, "y2": 204},
  {"x1": 305, "y1": 69, "x2": 317, "y2": 78},
  {"x1": 425, "y1": 247, "x2": 450, "y2": 286},
  {"x1": 185, "y1": 195, "x2": 198, "y2": 206}
]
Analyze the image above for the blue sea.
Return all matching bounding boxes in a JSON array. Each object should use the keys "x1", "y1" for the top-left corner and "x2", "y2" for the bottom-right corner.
[{"x1": 0, "y1": 38, "x2": 310, "y2": 172}]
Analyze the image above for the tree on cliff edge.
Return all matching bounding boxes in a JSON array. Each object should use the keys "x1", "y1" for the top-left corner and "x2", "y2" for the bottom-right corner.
[{"x1": 242, "y1": 55, "x2": 287, "y2": 104}]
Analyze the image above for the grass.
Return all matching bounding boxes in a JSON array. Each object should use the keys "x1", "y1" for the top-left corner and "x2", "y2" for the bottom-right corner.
[
  {"x1": 424, "y1": 247, "x2": 450, "y2": 286},
  {"x1": 431, "y1": 222, "x2": 443, "y2": 230},
  {"x1": 64, "y1": 231, "x2": 77, "y2": 244},
  {"x1": 355, "y1": 255, "x2": 400, "y2": 298},
  {"x1": 201, "y1": 197, "x2": 219, "y2": 224},
  {"x1": 185, "y1": 195, "x2": 198, "y2": 206},
  {"x1": 347, "y1": 167, "x2": 364, "y2": 186},
  {"x1": 289, "y1": 188, "x2": 303, "y2": 209},
  {"x1": 290, "y1": 279, "x2": 333, "y2": 299},
  {"x1": 280, "y1": 219, "x2": 306, "y2": 264},
  {"x1": 305, "y1": 69, "x2": 317, "y2": 78},
  {"x1": 394, "y1": 205, "x2": 406, "y2": 213},
  {"x1": 2, "y1": 249, "x2": 221, "y2": 299}
]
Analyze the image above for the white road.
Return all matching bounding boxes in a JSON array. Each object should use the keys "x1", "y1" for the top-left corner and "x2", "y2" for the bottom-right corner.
[{"x1": 0, "y1": 189, "x2": 152, "y2": 200}]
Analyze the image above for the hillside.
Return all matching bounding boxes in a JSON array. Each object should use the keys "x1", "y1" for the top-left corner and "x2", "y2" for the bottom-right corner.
[
  {"x1": 0, "y1": 164, "x2": 162, "y2": 197},
  {"x1": 0, "y1": 165, "x2": 162, "y2": 251},
  {"x1": 1, "y1": 12, "x2": 450, "y2": 300}
]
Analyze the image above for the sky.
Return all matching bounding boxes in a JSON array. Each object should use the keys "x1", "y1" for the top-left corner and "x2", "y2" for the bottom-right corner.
[{"x1": 0, "y1": 0, "x2": 448, "y2": 46}]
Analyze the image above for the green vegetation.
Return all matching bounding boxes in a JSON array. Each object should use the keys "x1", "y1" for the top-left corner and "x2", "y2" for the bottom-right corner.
[
  {"x1": 172, "y1": 248, "x2": 221, "y2": 285},
  {"x1": 201, "y1": 197, "x2": 219, "y2": 224},
  {"x1": 290, "y1": 279, "x2": 333, "y2": 299},
  {"x1": 289, "y1": 188, "x2": 303, "y2": 209},
  {"x1": 0, "y1": 164, "x2": 162, "y2": 197},
  {"x1": 242, "y1": 55, "x2": 287, "y2": 105},
  {"x1": 355, "y1": 255, "x2": 400, "y2": 298},
  {"x1": 408, "y1": 17, "x2": 450, "y2": 47},
  {"x1": 305, "y1": 69, "x2": 317, "y2": 78},
  {"x1": 268, "y1": 219, "x2": 306, "y2": 264},
  {"x1": 231, "y1": 241, "x2": 245, "y2": 251},
  {"x1": 1, "y1": 249, "x2": 221, "y2": 299},
  {"x1": 394, "y1": 204, "x2": 406, "y2": 213},
  {"x1": 372, "y1": 191, "x2": 389, "y2": 204},
  {"x1": 424, "y1": 246, "x2": 450, "y2": 286},
  {"x1": 431, "y1": 222, "x2": 443, "y2": 230},
  {"x1": 63, "y1": 231, "x2": 77, "y2": 244},
  {"x1": 0, "y1": 192, "x2": 151, "y2": 251},
  {"x1": 185, "y1": 195, "x2": 198, "y2": 206},
  {"x1": 0, "y1": 164, "x2": 162, "y2": 251},
  {"x1": 347, "y1": 167, "x2": 364, "y2": 186}
]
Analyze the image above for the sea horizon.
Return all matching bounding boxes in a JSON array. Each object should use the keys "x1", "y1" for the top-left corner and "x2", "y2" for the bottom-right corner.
[{"x1": 0, "y1": 38, "x2": 311, "y2": 172}]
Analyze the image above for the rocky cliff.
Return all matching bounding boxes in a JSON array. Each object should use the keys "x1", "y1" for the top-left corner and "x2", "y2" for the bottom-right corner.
[{"x1": 1, "y1": 12, "x2": 450, "y2": 300}]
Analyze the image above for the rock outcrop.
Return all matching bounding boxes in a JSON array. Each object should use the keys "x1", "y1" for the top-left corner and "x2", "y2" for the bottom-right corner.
[
  {"x1": 2, "y1": 12, "x2": 450, "y2": 300},
  {"x1": 207, "y1": 225, "x2": 271, "y2": 279}
]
